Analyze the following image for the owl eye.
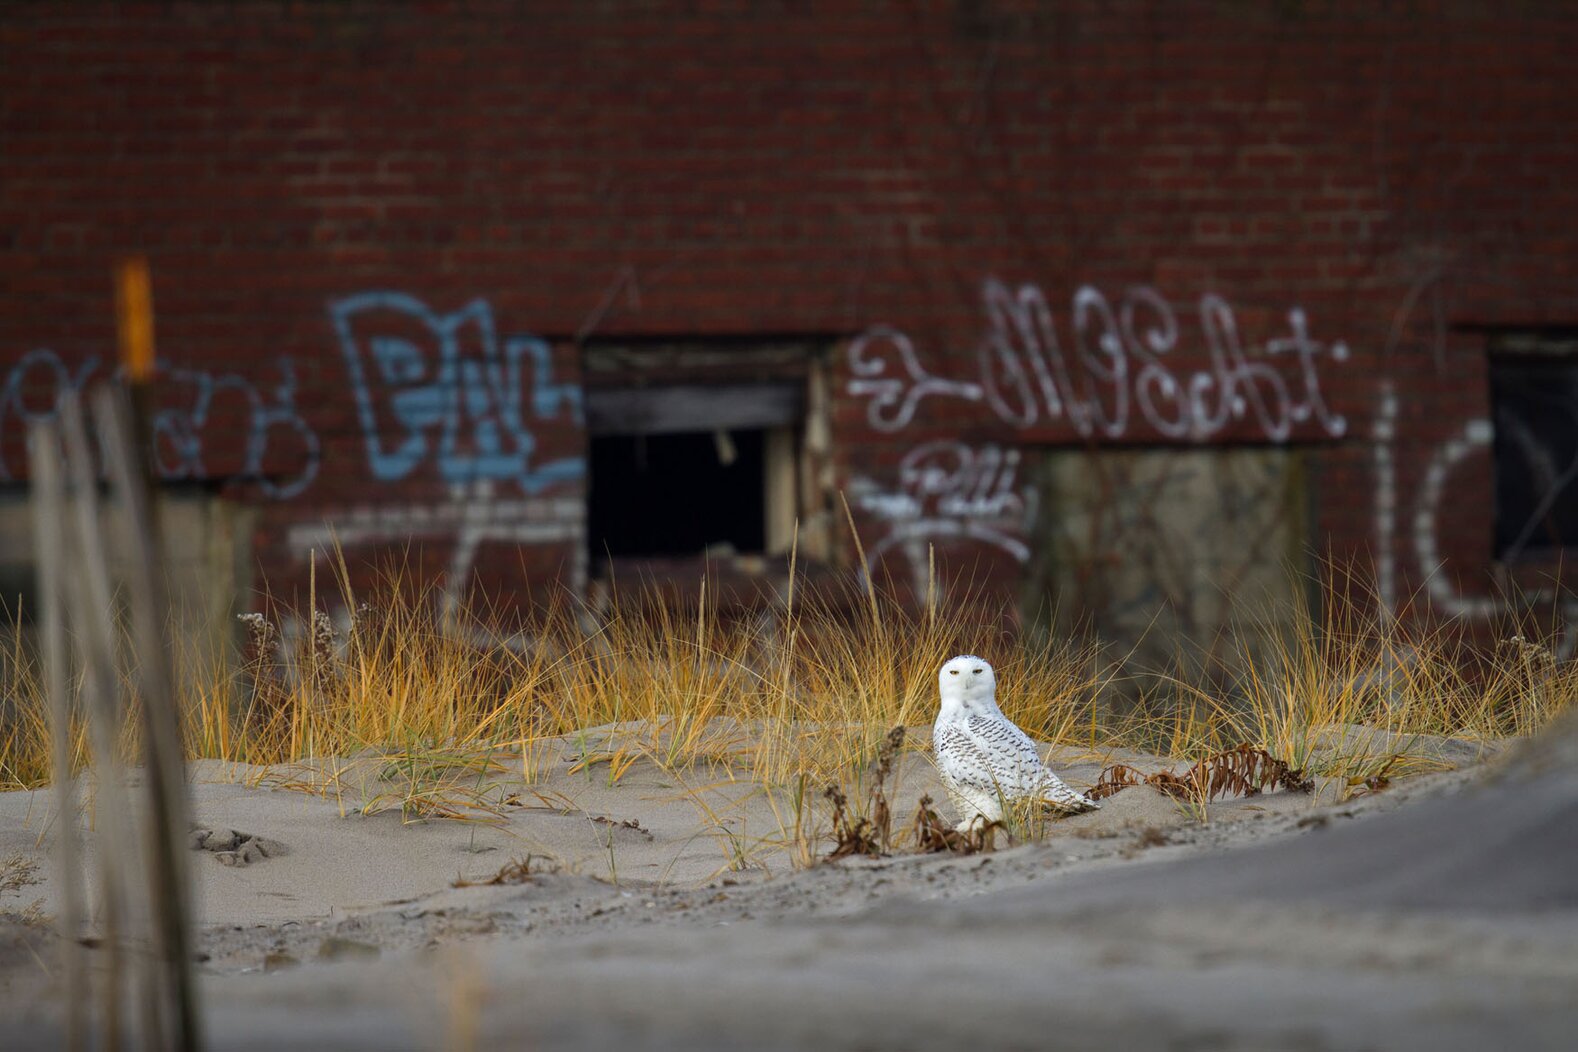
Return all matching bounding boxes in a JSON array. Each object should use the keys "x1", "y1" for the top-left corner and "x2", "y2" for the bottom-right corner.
[
  {"x1": 973, "y1": 669, "x2": 983, "y2": 674},
  {"x1": 949, "y1": 669, "x2": 960, "y2": 675}
]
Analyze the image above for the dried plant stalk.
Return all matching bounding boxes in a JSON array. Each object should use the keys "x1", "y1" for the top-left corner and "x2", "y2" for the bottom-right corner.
[
  {"x1": 909, "y1": 794, "x2": 996, "y2": 854},
  {"x1": 823, "y1": 725, "x2": 907, "y2": 861}
]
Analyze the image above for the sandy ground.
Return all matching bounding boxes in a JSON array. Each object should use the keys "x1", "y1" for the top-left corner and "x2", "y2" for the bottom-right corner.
[{"x1": 0, "y1": 719, "x2": 1570, "y2": 1050}]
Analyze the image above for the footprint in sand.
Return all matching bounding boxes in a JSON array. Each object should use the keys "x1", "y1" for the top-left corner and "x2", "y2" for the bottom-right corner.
[{"x1": 188, "y1": 825, "x2": 289, "y2": 867}]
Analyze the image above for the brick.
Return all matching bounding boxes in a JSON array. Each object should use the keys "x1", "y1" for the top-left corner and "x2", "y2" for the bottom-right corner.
[{"x1": 0, "y1": 2, "x2": 1573, "y2": 632}]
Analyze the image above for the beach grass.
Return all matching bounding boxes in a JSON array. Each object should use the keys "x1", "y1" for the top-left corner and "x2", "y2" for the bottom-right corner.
[{"x1": 0, "y1": 548, "x2": 1572, "y2": 831}]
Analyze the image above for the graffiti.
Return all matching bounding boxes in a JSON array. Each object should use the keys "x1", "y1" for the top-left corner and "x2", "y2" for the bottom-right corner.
[
  {"x1": 1411, "y1": 415, "x2": 1499, "y2": 619},
  {"x1": 848, "y1": 279, "x2": 1349, "y2": 441},
  {"x1": 1410, "y1": 418, "x2": 1578, "y2": 654},
  {"x1": 846, "y1": 326, "x2": 983, "y2": 432},
  {"x1": 849, "y1": 441, "x2": 1036, "y2": 591},
  {"x1": 0, "y1": 348, "x2": 319, "y2": 498},
  {"x1": 149, "y1": 359, "x2": 320, "y2": 498},
  {"x1": 844, "y1": 278, "x2": 1346, "y2": 600},
  {"x1": 0, "y1": 350, "x2": 98, "y2": 475},
  {"x1": 1373, "y1": 379, "x2": 1399, "y2": 619},
  {"x1": 1370, "y1": 276, "x2": 1578, "y2": 651},
  {"x1": 330, "y1": 292, "x2": 584, "y2": 493},
  {"x1": 1379, "y1": 380, "x2": 1578, "y2": 656}
]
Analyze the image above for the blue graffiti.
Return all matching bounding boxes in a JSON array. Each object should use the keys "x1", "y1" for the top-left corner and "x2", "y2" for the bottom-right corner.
[
  {"x1": 149, "y1": 358, "x2": 320, "y2": 499},
  {"x1": 329, "y1": 292, "x2": 584, "y2": 492},
  {"x1": 0, "y1": 350, "x2": 98, "y2": 471},
  {"x1": 0, "y1": 348, "x2": 320, "y2": 498}
]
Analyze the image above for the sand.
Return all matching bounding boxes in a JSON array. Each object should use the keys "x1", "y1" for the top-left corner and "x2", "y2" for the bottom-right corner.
[{"x1": 1, "y1": 719, "x2": 1573, "y2": 1049}]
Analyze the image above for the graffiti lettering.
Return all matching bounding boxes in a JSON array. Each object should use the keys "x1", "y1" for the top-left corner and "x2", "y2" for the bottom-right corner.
[
  {"x1": 330, "y1": 292, "x2": 584, "y2": 493},
  {"x1": 846, "y1": 326, "x2": 983, "y2": 432},
  {"x1": 1374, "y1": 277, "x2": 1578, "y2": 653},
  {"x1": 849, "y1": 441, "x2": 1036, "y2": 590},
  {"x1": 851, "y1": 279, "x2": 1349, "y2": 441},
  {"x1": 0, "y1": 348, "x2": 319, "y2": 498}
]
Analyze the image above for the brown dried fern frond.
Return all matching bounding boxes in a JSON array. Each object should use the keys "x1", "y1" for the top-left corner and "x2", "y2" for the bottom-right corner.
[{"x1": 1090, "y1": 744, "x2": 1313, "y2": 803}]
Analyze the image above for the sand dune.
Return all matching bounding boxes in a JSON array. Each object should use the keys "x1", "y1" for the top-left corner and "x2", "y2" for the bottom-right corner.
[{"x1": 2, "y1": 720, "x2": 1571, "y2": 1049}]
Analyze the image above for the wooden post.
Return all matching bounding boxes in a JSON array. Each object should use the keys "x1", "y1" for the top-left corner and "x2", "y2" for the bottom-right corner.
[
  {"x1": 28, "y1": 418, "x2": 87, "y2": 1052},
  {"x1": 108, "y1": 256, "x2": 202, "y2": 1050},
  {"x1": 95, "y1": 386, "x2": 202, "y2": 1052},
  {"x1": 114, "y1": 257, "x2": 155, "y2": 385},
  {"x1": 60, "y1": 394, "x2": 137, "y2": 1052}
]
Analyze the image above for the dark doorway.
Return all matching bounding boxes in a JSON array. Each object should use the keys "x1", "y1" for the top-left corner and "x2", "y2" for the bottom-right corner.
[
  {"x1": 587, "y1": 429, "x2": 765, "y2": 563},
  {"x1": 1491, "y1": 356, "x2": 1578, "y2": 558}
]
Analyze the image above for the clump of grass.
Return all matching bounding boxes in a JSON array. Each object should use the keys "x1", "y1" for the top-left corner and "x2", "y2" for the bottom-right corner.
[
  {"x1": 1199, "y1": 570, "x2": 1576, "y2": 798},
  {"x1": 0, "y1": 614, "x2": 64, "y2": 790}
]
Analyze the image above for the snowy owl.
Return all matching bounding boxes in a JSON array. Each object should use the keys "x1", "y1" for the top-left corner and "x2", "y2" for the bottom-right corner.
[{"x1": 932, "y1": 654, "x2": 1097, "y2": 830}]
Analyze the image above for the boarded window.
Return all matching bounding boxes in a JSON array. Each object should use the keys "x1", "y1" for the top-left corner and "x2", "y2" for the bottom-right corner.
[
  {"x1": 1025, "y1": 447, "x2": 1308, "y2": 682},
  {"x1": 1490, "y1": 333, "x2": 1578, "y2": 559}
]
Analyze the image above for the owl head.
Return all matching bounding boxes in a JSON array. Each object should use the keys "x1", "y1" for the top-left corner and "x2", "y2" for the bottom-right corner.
[{"x1": 937, "y1": 654, "x2": 997, "y2": 717}]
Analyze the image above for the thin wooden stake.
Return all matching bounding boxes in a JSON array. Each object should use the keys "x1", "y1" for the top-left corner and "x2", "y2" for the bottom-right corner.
[
  {"x1": 94, "y1": 383, "x2": 201, "y2": 1052},
  {"x1": 60, "y1": 392, "x2": 138, "y2": 1052},
  {"x1": 28, "y1": 418, "x2": 87, "y2": 1052}
]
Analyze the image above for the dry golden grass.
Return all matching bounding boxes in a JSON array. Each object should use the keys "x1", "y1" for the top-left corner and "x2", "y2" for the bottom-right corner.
[{"x1": 0, "y1": 548, "x2": 1573, "y2": 828}]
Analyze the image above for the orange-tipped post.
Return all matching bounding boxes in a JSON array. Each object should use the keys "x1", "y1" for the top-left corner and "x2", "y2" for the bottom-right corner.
[{"x1": 116, "y1": 256, "x2": 156, "y2": 383}]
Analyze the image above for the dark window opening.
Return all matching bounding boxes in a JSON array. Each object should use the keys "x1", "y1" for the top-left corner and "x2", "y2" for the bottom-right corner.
[
  {"x1": 579, "y1": 340, "x2": 831, "y2": 578},
  {"x1": 1491, "y1": 343, "x2": 1578, "y2": 559},
  {"x1": 588, "y1": 429, "x2": 766, "y2": 562}
]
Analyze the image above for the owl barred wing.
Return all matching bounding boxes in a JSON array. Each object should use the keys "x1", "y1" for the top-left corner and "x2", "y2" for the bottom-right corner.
[
  {"x1": 933, "y1": 723, "x2": 1011, "y2": 796},
  {"x1": 960, "y1": 714, "x2": 1098, "y2": 813},
  {"x1": 961, "y1": 714, "x2": 1046, "y2": 792}
]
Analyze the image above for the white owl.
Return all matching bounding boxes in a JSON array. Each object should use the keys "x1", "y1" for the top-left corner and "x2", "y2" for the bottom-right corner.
[{"x1": 932, "y1": 654, "x2": 1097, "y2": 830}]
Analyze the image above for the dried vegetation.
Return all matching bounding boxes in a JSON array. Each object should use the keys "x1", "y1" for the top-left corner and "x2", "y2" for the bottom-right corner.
[
  {"x1": 1089, "y1": 744, "x2": 1315, "y2": 803},
  {"x1": 0, "y1": 550, "x2": 1573, "y2": 858}
]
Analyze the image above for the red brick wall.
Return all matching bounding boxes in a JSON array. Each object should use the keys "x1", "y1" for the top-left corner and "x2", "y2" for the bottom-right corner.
[{"x1": 3, "y1": 1, "x2": 1576, "y2": 640}]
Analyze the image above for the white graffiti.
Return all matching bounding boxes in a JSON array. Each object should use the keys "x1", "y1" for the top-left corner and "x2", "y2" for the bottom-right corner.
[
  {"x1": 849, "y1": 441, "x2": 1036, "y2": 591},
  {"x1": 1380, "y1": 383, "x2": 1578, "y2": 656},
  {"x1": 1374, "y1": 270, "x2": 1578, "y2": 653},
  {"x1": 846, "y1": 326, "x2": 983, "y2": 432},
  {"x1": 1411, "y1": 417, "x2": 1499, "y2": 619},
  {"x1": 1373, "y1": 379, "x2": 1399, "y2": 620},
  {"x1": 849, "y1": 279, "x2": 1349, "y2": 441},
  {"x1": 0, "y1": 348, "x2": 319, "y2": 498}
]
